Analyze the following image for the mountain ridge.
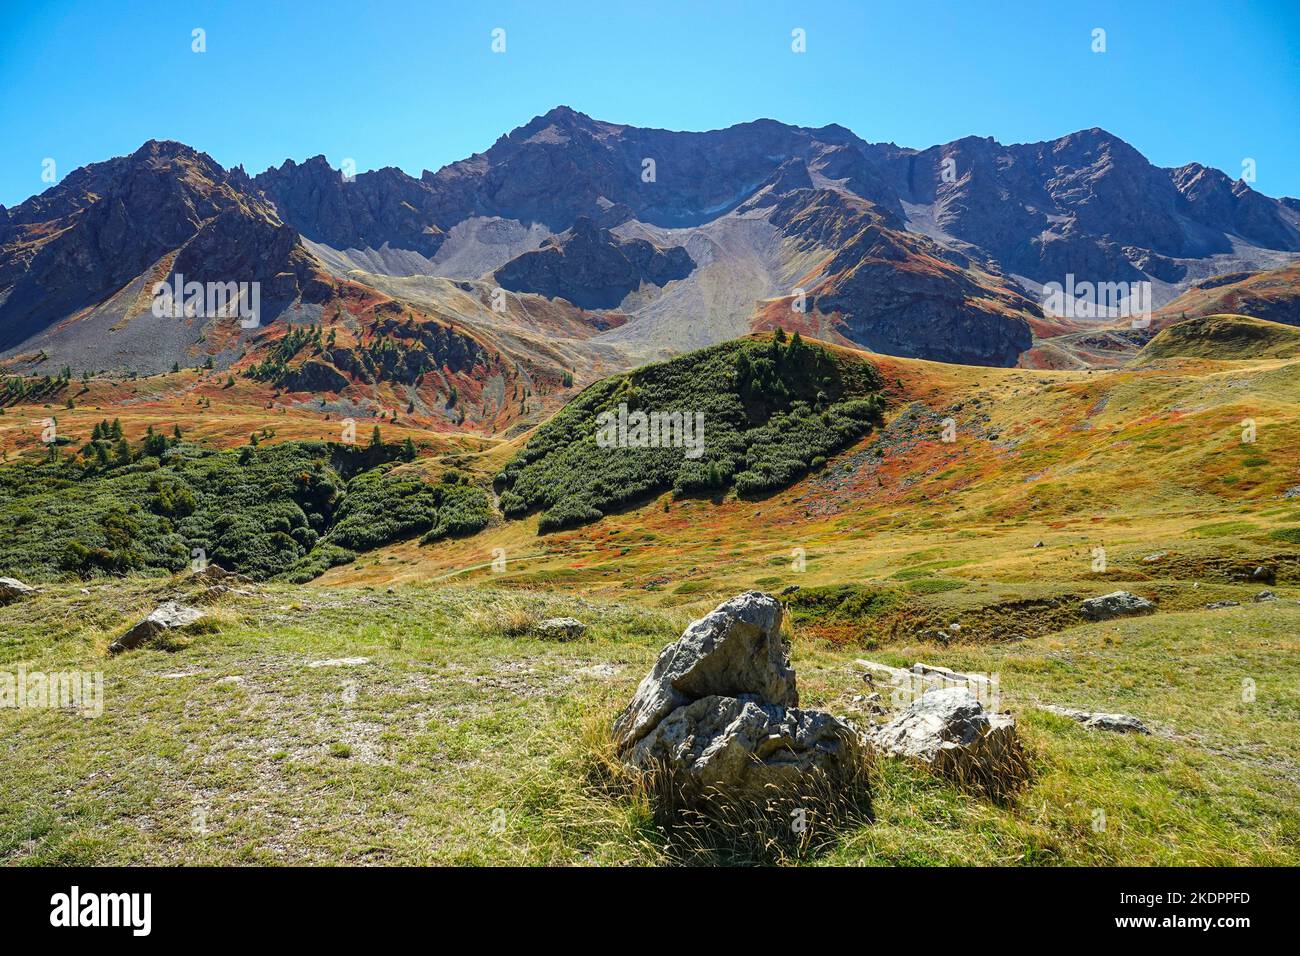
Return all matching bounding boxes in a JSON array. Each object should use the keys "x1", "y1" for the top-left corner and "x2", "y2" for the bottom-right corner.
[{"x1": 4, "y1": 107, "x2": 1298, "y2": 390}]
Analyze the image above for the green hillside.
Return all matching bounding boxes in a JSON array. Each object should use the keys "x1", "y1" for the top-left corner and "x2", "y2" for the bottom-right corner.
[
  {"x1": 1138, "y1": 314, "x2": 1300, "y2": 362},
  {"x1": 495, "y1": 333, "x2": 885, "y2": 532}
]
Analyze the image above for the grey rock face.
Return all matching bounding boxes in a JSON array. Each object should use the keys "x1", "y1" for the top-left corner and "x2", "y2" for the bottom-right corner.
[
  {"x1": 534, "y1": 617, "x2": 587, "y2": 640},
  {"x1": 1080, "y1": 590, "x2": 1155, "y2": 621},
  {"x1": 0, "y1": 577, "x2": 36, "y2": 602},
  {"x1": 254, "y1": 157, "x2": 450, "y2": 258},
  {"x1": 494, "y1": 216, "x2": 693, "y2": 310},
  {"x1": 614, "y1": 591, "x2": 794, "y2": 753},
  {"x1": 628, "y1": 694, "x2": 863, "y2": 804},
  {"x1": 1255, "y1": 590, "x2": 1278, "y2": 603},
  {"x1": 108, "y1": 601, "x2": 205, "y2": 655},
  {"x1": 614, "y1": 591, "x2": 864, "y2": 809},
  {"x1": 870, "y1": 687, "x2": 1026, "y2": 793},
  {"x1": 1039, "y1": 704, "x2": 1151, "y2": 734}
]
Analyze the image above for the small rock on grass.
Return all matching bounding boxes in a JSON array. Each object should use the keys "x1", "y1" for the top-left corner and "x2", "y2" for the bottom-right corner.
[
  {"x1": 575, "y1": 663, "x2": 620, "y2": 679},
  {"x1": 109, "y1": 602, "x2": 205, "y2": 655},
  {"x1": 1038, "y1": 704, "x2": 1150, "y2": 734},
  {"x1": 534, "y1": 617, "x2": 587, "y2": 640},
  {"x1": 615, "y1": 592, "x2": 866, "y2": 813},
  {"x1": 306, "y1": 657, "x2": 370, "y2": 668},
  {"x1": 869, "y1": 687, "x2": 1028, "y2": 797},
  {"x1": 1079, "y1": 590, "x2": 1154, "y2": 621}
]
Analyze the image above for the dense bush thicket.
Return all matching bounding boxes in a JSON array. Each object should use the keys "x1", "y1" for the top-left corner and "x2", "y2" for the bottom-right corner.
[
  {"x1": 326, "y1": 467, "x2": 491, "y2": 551},
  {"x1": 0, "y1": 437, "x2": 490, "y2": 582},
  {"x1": 784, "y1": 584, "x2": 903, "y2": 625},
  {"x1": 495, "y1": 334, "x2": 884, "y2": 532}
]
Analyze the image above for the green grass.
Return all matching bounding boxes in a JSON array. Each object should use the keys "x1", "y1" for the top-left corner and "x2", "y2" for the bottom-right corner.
[
  {"x1": 903, "y1": 577, "x2": 967, "y2": 595},
  {"x1": 1138, "y1": 313, "x2": 1300, "y2": 362},
  {"x1": 1188, "y1": 520, "x2": 1258, "y2": 538},
  {"x1": 3, "y1": 578, "x2": 1293, "y2": 865}
]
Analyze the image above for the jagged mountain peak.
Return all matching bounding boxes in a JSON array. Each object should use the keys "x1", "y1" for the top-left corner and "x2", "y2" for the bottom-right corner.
[
  {"x1": 129, "y1": 138, "x2": 212, "y2": 162},
  {"x1": 4, "y1": 111, "x2": 1299, "y2": 380}
]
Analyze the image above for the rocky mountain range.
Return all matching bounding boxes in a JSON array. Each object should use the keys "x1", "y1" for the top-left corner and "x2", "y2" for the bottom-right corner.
[{"x1": 3, "y1": 106, "x2": 1299, "y2": 391}]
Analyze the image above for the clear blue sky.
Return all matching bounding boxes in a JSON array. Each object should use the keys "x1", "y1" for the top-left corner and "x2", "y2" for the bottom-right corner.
[{"x1": 2, "y1": 0, "x2": 1297, "y2": 208}]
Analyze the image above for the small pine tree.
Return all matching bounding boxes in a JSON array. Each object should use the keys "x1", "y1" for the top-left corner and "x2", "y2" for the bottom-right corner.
[
  {"x1": 774, "y1": 327, "x2": 787, "y2": 344},
  {"x1": 402, "y1": 437, "x2": 416, "y2": 461},
  {"x1": 370, "y1": 425, "x2": 382, "y2": 447}
]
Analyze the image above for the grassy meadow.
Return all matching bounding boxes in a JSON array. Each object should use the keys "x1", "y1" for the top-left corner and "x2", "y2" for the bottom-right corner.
[{"x1": 1, "y1": 577, "x2": 1295, "y2": 865}]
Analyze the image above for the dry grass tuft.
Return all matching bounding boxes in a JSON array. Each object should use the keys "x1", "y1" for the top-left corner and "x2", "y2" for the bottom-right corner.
[
  {"x1": 537, "y1": 699, "x2": 875, "y2": 865},
  {"x1": 467, "y1": 599, "x2": 541, "y2": 638}
]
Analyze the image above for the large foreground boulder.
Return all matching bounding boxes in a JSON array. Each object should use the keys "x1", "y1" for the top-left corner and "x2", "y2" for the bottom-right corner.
[
  {"x1": 0, "y1": 577, "x2": 36, "y2": 602},
  {"x1": 614, "y1": 592, "x2": 866, "y2": 812},
  {"x1": 870, "y1": 687, "x2": 1027, "y2": 796},
  {"x1": 614, "y1": 591, "x2": 795, "y2": 753},
  {"x1": 108, "y1": 602, "x2": 206, "y2": 655},
  {"x1": 1080, "y1": 590, "x2": 1154, "y2": 621},
  {"x1": 627, "y1": 695, "x2": 863, "y2": 805}
]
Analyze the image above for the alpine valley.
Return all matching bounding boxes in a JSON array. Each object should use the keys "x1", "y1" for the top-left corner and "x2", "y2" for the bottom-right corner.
[{"x1": 2, "y1": 108, "x2": 1299, "y2": 868}]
